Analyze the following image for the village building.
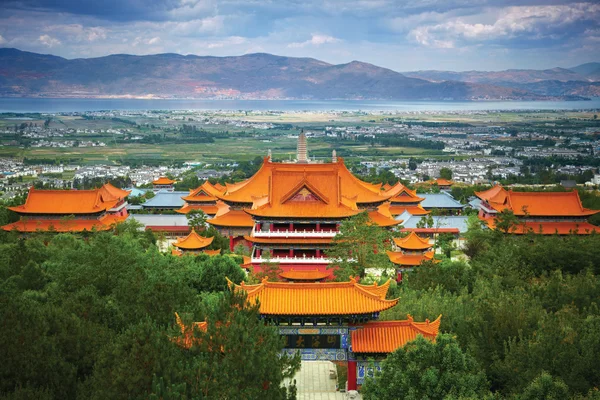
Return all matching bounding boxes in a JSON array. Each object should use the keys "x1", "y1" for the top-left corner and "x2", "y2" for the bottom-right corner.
[
  {"x1": 475, "y1": 185, "x2": 599, "y2": 234},
  {"x1": 3, "y1": 183, "x2": 130, "y2": 232}
]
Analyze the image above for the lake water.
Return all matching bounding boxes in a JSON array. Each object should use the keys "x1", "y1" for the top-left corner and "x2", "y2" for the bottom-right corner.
[{"x1": 0, "y1": 98, "x2": 599, "y2": 113}]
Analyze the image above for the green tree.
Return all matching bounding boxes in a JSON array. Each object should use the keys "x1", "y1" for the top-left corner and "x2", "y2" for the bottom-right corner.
[
  {"x1": 326, "y1": 211, "x2": 393, "y2": 280},
  {"x1": 362, "y1": 334, "x2": 490, "y2": 400},
  {"x1": 518, "y1": 372, "x2": 569, "y2": 400},
  {"x1": 186, "y1": 209, "x2": 207, "y2": 232},
  {"x1": 439, "y1": 167, "x2": 453, "y2": 180}
]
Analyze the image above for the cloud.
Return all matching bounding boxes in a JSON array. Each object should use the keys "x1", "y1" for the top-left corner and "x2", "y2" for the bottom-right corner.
[
  {"x1": 0, "y1": 35, "x2": 6, "y2": 45},
  {"x1": 148, "y1": 36, "x2": 160, "y2": 45},
  {"x1": 288, "y1": 34, "x2": 341, "y2": 48},
  {"x1": 410, "y1": 3, "x2": 600, "y2": 48},
  {"x1": 38, "y1": 34, "x2": 61, "y2": 47},
  {"x1": 44, "y1": 24, "x2": 107, "y2": 42}
]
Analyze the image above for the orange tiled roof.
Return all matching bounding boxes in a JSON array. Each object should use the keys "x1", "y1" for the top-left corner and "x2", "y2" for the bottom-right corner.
[
  {"x1": 175, "y1": 204, "x2": 220, "y2": 215},
  {"x1": 475, "y1": 184, "x2": 508, "y2": 204},
  {"x1": 389, "y1": 186, "x2": 425, "y2": 204},
  {"x1": 279, "y1": 269, "x2": 330, "y2": 281},
  {"x1": 368, "y1": 202, "x2": 402, "y2": 227},
  {"x1": 204, "y1": 249, "x2": 221, "y2": 256},
  {"x1": 208, "y1": 209, "x2": 254, "y2": 228},
  {"x1": 101, "y1": 182, "x2": 131, "y2": 199},
  {"x1": 351, "y1": 315, "x2": 441, "y2": 353},
  {"x1": 230, "y1": 277, "x2": 398, "y2": 316},
  {"x1": 430, "y1": 178, "x2": 453, "y2": 186},
  {"x1": 387, "y1": 250, "x2": 435, "y2": 266},
  {"x1": 8, "y1": 185, "x2": 126, "y2": 215},
  {"x1": 244, "y1": 236, "x2": 333, "y2": 245},
  {"x1": 393, "y1": 232, "x2": 432, "y2": 250},
  {"x1": 218, "y1": 158, "x2": 395, "y2": 207},
  {"x1": 182, "y1": 182, "x2": 224, "y2": 202},
  {"x1": 389, "y1": 204, "x2": 430, "y2": 216},
  {"x1": 153, "y1": 176, "x2": 175, "y2": 185},
  {"x1": 173, "y1": 312, "x2": 208, "y2": 349},
  {"x1": 476, "y1": 186, "x2": 598, "y2": 217},
  {"x1": 358, "y1": 279, "x2": 391, "y2": 300},
  {"x1": 2, "y1": 214, "x2": 127, "y2": 232},
  {"x1": 173, "y1": 229, "x2": 214, "y2": 250},
  {"x1": 507, "y1": 191, "x2": 598, "y2": 217}
]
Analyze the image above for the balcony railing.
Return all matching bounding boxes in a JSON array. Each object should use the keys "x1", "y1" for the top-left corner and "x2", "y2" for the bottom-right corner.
[
  {"x1": 252, "y1": 227, "x2": 338, "y2": 238},
  {"x1": 251, "y1": 255, "x2": 332, "y2": 264}
]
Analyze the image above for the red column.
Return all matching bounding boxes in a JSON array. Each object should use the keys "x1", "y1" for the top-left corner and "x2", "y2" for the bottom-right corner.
[
  {"x1": 289, "y1": 222, "x2": 294, "y2": 231},
  {"x1": 347, "y1": 360, "x2": 357, "y2": 391},
  {"x1": 316, "y1": 249, "x2": 321, "y2": 258},
  {"x1": 316, "y1": 222, "x2": 321, "y2": 231},
  {"x1": 256, "y1": 248, "x2": 261, "y2": 258},
  {"x1": 229, "y1": 235, "x2": 234, "y2": 252},
  {"x1": 289, "y1": 248, "x2": 294, "y2": 257}
]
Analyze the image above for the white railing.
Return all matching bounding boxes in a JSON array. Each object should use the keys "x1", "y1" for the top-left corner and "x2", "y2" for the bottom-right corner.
[
  {"x1": 251, "y1": 255, "x2": 332, "y2": 264},
  {"x1": 251, "y1": 227, "x2": 338, "y2": 238}
]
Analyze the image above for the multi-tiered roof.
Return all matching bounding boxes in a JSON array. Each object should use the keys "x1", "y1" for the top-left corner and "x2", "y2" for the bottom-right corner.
[
  {"x1": 386, "y1": 232, "x2": 435, "y2": 267},
  {"x1": 3, "y1": 183, "x2": 130, "y2": 232},
  {"x1": 476, "y1": 185, "x2": 599, "y2": 234},
  {"x1": 176, "y1": 181, "x2": 223, "y2": 216}
]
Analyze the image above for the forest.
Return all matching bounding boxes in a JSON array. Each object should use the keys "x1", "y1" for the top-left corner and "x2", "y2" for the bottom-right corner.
[{"x1": 0, "y1": 213, "x2": 599, "y2": 399}]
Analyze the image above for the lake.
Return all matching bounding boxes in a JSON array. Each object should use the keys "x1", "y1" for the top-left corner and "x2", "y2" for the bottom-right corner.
[{"x1": 0, "y1": 98, "x2": 599, "y2": 113}]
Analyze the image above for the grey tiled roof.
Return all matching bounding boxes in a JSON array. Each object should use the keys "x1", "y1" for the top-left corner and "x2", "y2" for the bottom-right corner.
[
  {"x1": 421, "y1": 192, "x2": 464, "y2": 209},
  {"x1": 141, "y1": 190, "x2": 187, "y2": 208}
]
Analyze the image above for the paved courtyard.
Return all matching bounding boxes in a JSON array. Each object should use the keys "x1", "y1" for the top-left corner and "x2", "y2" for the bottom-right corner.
[{"x1": 286, "y1": 361, "x2": 362, "y2": 400}]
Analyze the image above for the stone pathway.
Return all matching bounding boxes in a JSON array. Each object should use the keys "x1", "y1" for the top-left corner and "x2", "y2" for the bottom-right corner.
[{"x1": 285, "y1": 361, "x2": 362, "y2": 400}]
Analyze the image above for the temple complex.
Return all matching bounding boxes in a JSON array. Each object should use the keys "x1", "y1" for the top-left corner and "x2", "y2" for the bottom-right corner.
[
  {"x1": 176, "y1": 181, "x2": 223, "y2": 217},
  {"x1": 171, "y1": 229, "x2": 215, "y2": 256},
  {"x1": 386, "y1": 232, "x2": 436, "y2": 274},
  {"x1": 3, "y1": 183, "x2": 130, "y2": 232},
  {"x1": 206, "y1": 136, "x2": 403, "y2": 277},
  {"x1": 476, "y1": 185, "x2": 599, "y2": 234},
  {"x1": 152, "y1": 176, "x2": 176, "y2": 192},
  {"x1": 177, "y1": 277, "x2": 441, "y2": 389}
]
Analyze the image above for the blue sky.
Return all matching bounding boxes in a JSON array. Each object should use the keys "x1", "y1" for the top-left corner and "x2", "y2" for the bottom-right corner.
[{"x1": 1, "y1": 0, "x2": 598, "y2": 71}]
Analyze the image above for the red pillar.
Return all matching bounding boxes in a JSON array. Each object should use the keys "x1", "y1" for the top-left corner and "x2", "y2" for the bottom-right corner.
[
  {"x1": 316, "y1": 249, "x2": 321, "y2": 258},
  {"x1": 316, "y1": 222, "x2": 321, "y2": 231},
  {"x1": 256, "y1": 248, "x2": 261, "y2": 258},
  {"x1": 289, "y1": 248, "x2": 294, "y2": 257},
  {"x1": 347, "y1": 360, "x2": 357, "y2": 391},
  {"x1": 229, "y1": 235, "x2": 234, "y2": 252},
  {"x1": 289, "y1": 222, "x2": 294, "y2": 231}
]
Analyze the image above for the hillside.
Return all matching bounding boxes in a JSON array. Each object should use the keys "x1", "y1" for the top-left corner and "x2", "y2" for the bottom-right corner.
[
  {"x1": 403, "y1": 63, "x2": 600, "y2": 98},
  {"x1": 0, "y1": 48, "x2": 559, "y2": 100}
]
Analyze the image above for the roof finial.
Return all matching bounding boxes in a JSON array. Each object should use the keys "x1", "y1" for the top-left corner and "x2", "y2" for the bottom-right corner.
[
  {"x1": 297, "y1": 130, "x2": 308, "y2": 164},
  {"x1": 332, "y1": 149, "x2": 337, "y2": 163}
]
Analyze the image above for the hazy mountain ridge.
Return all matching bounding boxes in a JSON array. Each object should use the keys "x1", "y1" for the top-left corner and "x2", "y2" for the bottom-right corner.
[
  {"x1": 403, "y1": 63, "x2": 600, "y2": 97},
  {"x1": 0, "y1": 48, "x2": 573, "y2": 101}
]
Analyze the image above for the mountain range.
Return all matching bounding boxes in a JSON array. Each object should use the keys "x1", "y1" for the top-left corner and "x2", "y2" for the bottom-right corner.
[{"x1": 0, "y1": 48, "x2": 597, "y2": 101}]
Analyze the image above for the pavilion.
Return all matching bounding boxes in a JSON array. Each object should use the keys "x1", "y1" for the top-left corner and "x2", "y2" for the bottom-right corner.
[
  {"x1": 171, "y1": 229, "x2": 215, "y2": 256},
  {"x1": 386, "y1": 232, "x2": 436, "y2": 278},
  {"x1": 152, "y1": 176, "x2": 176, "y2": 192}
]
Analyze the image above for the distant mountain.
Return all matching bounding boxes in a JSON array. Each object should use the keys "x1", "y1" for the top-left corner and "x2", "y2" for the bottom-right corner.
[
  {"x1": 403, "y1": 63, "x2": 600, "y2": 98},
  {"x1": 569, "y1": 62, "x2": 600, "y2": 81},
  {"x1": 0, "y1": 48, "x2": 569, "y2": 101}
]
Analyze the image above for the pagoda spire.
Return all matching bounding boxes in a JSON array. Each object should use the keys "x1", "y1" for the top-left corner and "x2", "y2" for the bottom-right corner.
[
  {"x1": 332, "y1": 149, "x2": 337, "y2": 163},
  {"x1": 297, "y1": 130, "x2": 308, "y2": 163}
]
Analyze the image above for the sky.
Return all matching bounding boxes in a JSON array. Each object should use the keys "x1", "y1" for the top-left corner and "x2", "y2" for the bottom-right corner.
[{"x1": 0, "y1": 0, "x2": 599, "y2": 72}]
